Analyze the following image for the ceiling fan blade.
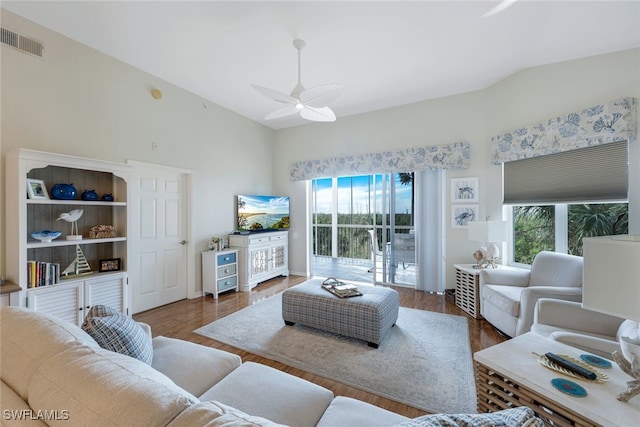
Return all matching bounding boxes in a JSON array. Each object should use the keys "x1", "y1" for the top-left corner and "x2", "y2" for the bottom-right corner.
[
  {"x1": 264, "y1": 105, "x2": 300, "y2": 120},
  {"x1": 300, "y1": 106, "x2": 336, "y2": 122},
  {"x1": 482, "y1": 0, "x2": 518, "y2": 17},
  {"x1": 299, "y1": 84, "x2": 344, "y2": 108},
  {"x1": 251, "y1": 84, "x2": 297, "y2": 104}
]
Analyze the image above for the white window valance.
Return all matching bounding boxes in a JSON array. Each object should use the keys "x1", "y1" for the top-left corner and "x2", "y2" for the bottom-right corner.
[
  {"x1": 290, "y1": 141, "x2": 469, "y2": 181},
  {"x1": 491, "y1": 97, "x2": 637, "y2": 164}
]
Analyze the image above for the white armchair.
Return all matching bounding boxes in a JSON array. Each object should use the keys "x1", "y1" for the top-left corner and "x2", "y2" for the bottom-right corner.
[
  {"x1": 480, "y1": 251, "x2": 584, "y2": 337},
  {"x1": 531, "y1": 298, "x2": 626, "y2": 360}
]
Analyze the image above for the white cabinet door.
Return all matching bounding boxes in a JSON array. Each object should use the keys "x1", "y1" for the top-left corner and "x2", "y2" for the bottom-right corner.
[
  {"x1": 85, "y1": 274, "x2": 127, "y2": 315},
  {"x1": 27, "y1": 273, "x2": 128, "y2": 325},
  {"x1": 249, "y1": 247, "x2": 270, "y2": 279},
  {"x1": 28, "y1": 282, "x2": 84, "y2": 325},
  {"x1": 271, "y1": 244, "x2": 288, "y2": 272}
]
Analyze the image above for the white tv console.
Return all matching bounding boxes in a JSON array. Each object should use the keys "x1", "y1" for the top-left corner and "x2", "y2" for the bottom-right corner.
[{"x1": 228, "y1": 230, "x2": 289, "y2": 291}]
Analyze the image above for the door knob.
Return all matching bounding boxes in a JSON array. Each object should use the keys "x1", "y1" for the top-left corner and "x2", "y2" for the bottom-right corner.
[{"x1": 180, "y1": 240, "x2": 187, "y2": 245}]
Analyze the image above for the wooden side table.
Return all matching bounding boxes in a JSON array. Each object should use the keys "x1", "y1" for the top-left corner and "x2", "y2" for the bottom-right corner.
[
  {"x1": 0, "y1": 280, "x2": 22, "y2": 308},
  {"x1": 453, "y1": 264, "x2": 482, "y2": 318},
  {"x1": 474, "y1": 332, "x2": 640, "y2": 426}
]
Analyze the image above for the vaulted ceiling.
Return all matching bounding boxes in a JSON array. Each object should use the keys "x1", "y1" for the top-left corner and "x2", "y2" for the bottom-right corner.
[{"x1": 4, "y1": 1, "x2": 640, "y2": 129}]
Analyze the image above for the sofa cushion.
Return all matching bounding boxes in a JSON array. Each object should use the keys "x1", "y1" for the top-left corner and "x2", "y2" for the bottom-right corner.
[
  {"x1": 27, "y1": 344, "x2": 197, "y2": 426},
  {"x1": 0, "y1": 307, "x2": 99, "y2": 400},
  {"x1": 168, "y1": 401, "x2": 288, "y2": 427},
  {"x1": 81, "y1": 305, "x2": 153, "y2": 364},
  {"x1": 482, "y1": 285, "x2": 525, "y2": 317},
  {"x1": 316, "y1": 396, "x2": 408, "y2": 427},
  {"x1": 200, "y1": 362, "x2": 333, "y2": 427},
  {"x1": 1, "y1": 381, "x2": 48, "y2": 427},
  {"x1": 152, "y1": 336, "x2": 242, "y2": 397},
  {"x1": 394, "y1": 406, "x2": 543, "y2": 426}
]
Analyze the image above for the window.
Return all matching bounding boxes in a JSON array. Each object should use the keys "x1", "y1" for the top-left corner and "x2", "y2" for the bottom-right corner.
[
  {"x1": 511, "y1": 202, "x2": 628, "y2": 264},
  {"x1": 505, "y1": 140, "x2": 629, "y2": 265}
]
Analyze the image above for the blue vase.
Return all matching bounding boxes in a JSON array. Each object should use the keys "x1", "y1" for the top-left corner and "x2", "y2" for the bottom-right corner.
[
  {"x1": 51, "y1": 183, "x2": 77, "y2": 200},
  {"x1": 102, "y1": 193, "x2": 114, "y2": 202},
  {"x1": 82, "y1": 190, "x2": 99, "y2": 201}
]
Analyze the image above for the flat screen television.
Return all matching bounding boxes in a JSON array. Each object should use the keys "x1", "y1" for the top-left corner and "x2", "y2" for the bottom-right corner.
[{"x1": 236, "y1": 195, "x2": 290, "y2": 232}]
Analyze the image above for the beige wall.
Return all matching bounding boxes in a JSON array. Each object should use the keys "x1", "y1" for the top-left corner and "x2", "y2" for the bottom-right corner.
[
  {"x1": 274, "y1": 48, "x2": 640, "y2": 288},
  {"x1": 1, "y1": 10, "x2": 277, "y2": 293}
]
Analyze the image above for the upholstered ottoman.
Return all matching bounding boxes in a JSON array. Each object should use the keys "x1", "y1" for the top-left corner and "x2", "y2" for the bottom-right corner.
[{"x1": 282, "y1": 278, "x2": 399, "y2": 348}]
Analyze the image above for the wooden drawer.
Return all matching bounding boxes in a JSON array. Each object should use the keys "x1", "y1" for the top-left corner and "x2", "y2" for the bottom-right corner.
[
  {"x1": 217, "y1": 276, "x2": 238, "y2": 293},
  {"x1": 217, "y1": 263, "x2": 236, "y2": 279},
  {"x1": 217, "y1": 252, "x2": 236, "y2": 266}
]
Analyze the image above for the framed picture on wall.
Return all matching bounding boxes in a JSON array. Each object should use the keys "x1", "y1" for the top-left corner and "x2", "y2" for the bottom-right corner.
[
  {"x1": 451, "y1": 177, "x2": 479, "y2": 203},
  {"x1": 452, "y1": 204, "x2": 478, "y2": 228},
  {"x1": 26, "y1": 179, "x2": 49, "y2": 200}
]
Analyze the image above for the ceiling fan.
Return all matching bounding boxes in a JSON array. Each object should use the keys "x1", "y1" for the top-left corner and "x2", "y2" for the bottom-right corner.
[{"x1": 252, "y1": 39, "x2": 344, "y2": 122}]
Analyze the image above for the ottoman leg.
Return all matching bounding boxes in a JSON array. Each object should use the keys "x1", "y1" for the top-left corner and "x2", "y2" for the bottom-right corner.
[
  {"x1": 368, "y1": 342, "x2": 379, "y2": 349},
  {"x1": 284, "y1": 320, "x2": 295, "y2": 326}
]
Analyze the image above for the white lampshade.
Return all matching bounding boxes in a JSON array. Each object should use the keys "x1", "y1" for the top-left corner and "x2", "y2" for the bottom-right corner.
[
  {"x1": 582, "y1": 235, "x2": 640, "y2": 322},
  {"x1": 468, "y1": 221, "x2": 508, "y2": 244}
]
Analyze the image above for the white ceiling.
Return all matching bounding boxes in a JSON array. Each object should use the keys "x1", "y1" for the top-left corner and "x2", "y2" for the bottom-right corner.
[{"x1": 4, "y1": 1, "x2": 640, "y2": 130}]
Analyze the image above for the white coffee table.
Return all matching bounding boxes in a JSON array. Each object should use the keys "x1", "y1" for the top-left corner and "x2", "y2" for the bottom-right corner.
[{"x1": 474, "y1": 332, "x2": 640, "y2": 426}]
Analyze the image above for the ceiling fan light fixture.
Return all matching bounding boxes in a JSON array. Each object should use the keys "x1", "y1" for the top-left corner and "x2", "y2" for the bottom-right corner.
[{"x1": 252, "y1": 39, "x2": 343, "y2": 123}]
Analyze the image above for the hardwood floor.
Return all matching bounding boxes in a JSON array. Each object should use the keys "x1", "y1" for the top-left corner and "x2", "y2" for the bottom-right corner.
[{"x1": 133, "y1": 275, "x2": 507, "y2": 418}]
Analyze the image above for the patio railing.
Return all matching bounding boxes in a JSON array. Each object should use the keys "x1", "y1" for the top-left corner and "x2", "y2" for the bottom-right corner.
[{"x1": 313, "y1": 224, "x2": 413, "y2": 260}]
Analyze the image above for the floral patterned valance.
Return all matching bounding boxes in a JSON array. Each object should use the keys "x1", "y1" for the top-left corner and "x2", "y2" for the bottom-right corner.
[
  {"x1": 290, "y1": 141, "x2": 470, "y2": 181},
  {"x1": 491, "y1": 97, "x2": 637, "y2": 164}
]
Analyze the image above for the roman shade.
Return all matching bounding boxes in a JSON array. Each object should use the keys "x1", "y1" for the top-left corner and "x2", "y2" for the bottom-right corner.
[{"x1": 503, "y1": 140, "x2": 628, "y2": 205}]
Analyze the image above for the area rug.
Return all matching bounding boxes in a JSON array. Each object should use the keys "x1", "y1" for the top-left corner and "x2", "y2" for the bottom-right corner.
[{"x1": 194, "y1": 293, "x2": 476, "y2": 414}]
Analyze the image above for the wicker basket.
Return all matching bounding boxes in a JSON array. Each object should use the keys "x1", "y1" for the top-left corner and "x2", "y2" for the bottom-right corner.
[{"x1": 90, "y1": 225, "x2": 116, "y2": 239}]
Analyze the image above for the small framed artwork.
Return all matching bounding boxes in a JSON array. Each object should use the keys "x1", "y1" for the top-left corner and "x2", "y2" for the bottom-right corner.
[
  {"x1": 99, "y1": 258, "x2": 121, "y2": 272},
  {"x1": 26, "y1": 179, "x2": 49, "y2": 200},
  {"x1": 452, "y1": 204, "x2": 479, "y2": 228},
  {"x1": 451, "y1": 177, "x2": 479, "y2": 203}
]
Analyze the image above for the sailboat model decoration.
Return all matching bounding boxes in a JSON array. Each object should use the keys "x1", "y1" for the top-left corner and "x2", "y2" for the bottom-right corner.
[{"x1": 61, "y1": 245, "x2": 92, "y2": 277}]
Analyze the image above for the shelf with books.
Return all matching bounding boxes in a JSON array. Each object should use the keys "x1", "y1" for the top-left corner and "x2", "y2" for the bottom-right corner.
[{"x1": 6, "y1": 148, "x2": 131, "y2": 316}]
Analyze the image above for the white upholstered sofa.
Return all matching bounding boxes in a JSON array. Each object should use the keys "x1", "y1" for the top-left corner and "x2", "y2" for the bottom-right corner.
[
  {"x1": 0, "y1": 306, "x2": 543, "y2": 427},
  {"x1": 480, "y1": 251, "x2": 584, "y2": 337}
]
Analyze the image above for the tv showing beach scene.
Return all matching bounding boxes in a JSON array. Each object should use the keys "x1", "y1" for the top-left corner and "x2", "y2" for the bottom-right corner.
[{"x1": 237, "y1": 195, "x2": 290, "y2": 231}]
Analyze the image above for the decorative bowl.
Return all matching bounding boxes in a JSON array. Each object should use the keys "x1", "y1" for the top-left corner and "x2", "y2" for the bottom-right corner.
[{"x1": 31, "y1": 230, "x2": 62, "y2": 243}]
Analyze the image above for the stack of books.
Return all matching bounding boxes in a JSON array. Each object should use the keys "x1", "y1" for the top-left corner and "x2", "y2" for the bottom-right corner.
[
  {"x1": 321, "y1": 277, "x2": 362, "y2": 298},
  {"x1": 27, "y1": 261, "x2": 61, "y2": 288}
]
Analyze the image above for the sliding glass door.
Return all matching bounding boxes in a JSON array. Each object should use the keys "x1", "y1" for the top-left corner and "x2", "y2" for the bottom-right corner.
[
  {"x1": 372, "y1": 173, "x2": 416, "y2": 286},
  {"x1": 312, "y1": 173, "x2": 417, "y2": 287}
]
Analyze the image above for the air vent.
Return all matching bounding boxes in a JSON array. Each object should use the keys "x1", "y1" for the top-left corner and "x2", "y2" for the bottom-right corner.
[{"x1": 1, "y1": 27, "x2": 44, "y2": 58}]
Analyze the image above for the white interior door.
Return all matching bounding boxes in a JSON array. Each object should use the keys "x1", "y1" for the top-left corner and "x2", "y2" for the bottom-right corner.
[{"x1": 130, "y1": 165, "x2": 189, "y2": 313}]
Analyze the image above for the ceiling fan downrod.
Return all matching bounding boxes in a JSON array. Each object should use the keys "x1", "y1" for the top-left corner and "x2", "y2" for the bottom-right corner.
[{"x1": 291, "y1": 39, "x2": 306, "y2": 100}]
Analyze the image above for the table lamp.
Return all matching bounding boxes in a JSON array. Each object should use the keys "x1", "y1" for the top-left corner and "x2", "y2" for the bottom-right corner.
[
  {"x1": 583, "y1": 234, "x2": 640, "y2": 402},
  {"x1": 468, "y1": 221, "x2": 508, "y2": 268}
]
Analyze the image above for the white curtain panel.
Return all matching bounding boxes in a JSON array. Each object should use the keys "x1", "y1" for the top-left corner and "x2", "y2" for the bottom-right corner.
[{"x1": 415, "y1": 169, "x2": 445, "y2": 293}]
